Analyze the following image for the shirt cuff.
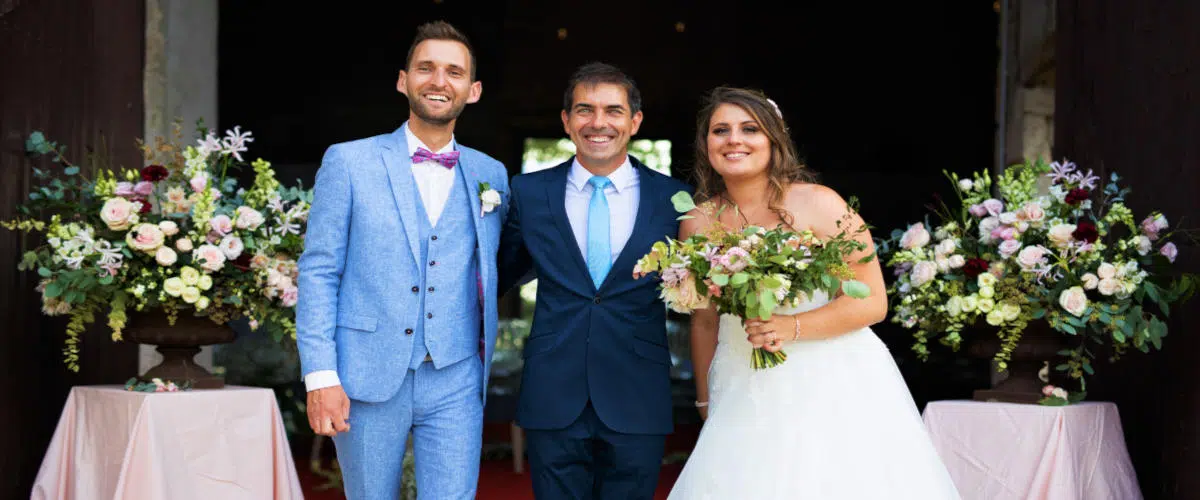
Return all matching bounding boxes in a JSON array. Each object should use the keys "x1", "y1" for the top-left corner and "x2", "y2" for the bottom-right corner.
[{"x1": 304, "y1": 370, "x2": 341, "y2": 392}]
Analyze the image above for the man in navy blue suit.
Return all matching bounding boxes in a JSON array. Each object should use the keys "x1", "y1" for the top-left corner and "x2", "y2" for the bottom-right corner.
[{"x1": 498, "y1": 62, "x2": 693, "y2": 499}]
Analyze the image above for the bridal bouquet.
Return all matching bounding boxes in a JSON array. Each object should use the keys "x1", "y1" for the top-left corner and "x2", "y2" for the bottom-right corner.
[
  {"x1": 634, "y1": 192, "x2": 872, "y2": 369},
  {"x1": 881, "y1": 158, "x2": 1196, "y2": 393},
  {"x1": 2, "y1": 121, "x2": 313, "y2": 371}
]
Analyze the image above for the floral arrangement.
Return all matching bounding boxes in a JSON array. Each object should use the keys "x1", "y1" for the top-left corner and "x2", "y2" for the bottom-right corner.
[
  {"x1": 2, "y1": 122, "x2": 312, "y2": 371},
  {"x1": 633, "y1": 192, "x2": 872, "y2": 369},
  {"x1": 124, "y1": 377, "x2": 191, "y2": 392},
  {"x1": 880, "y1": 159, "x2": 1196, "y2": 397}
]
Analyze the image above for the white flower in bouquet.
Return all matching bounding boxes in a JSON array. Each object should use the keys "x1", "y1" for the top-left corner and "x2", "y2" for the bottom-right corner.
[
  {"x1": 899, "y1": 222, "x2": 930, "y2": 249},
  {"x1": 1096, "y1": 262, "x2": 1117, "y2": 280},
  {"x1": 978, "y1": 216, "x2": 1000, "y2": 243},
  {"x1": 1058, "y1": 286, "x2": 1089, "y2": 316},
  {"x1": 999, "y1": 211, "x2": 1019, "y2": 225},
  {"x1": 1081, "y1": 273, "x2": 1099, "y2": 290},
  {"x1": 946, "y1": 296, "x2": 965, "y2": 317},
  {"x1": 986, "y1": 309, "x2": 1006, "y2": 326},
  {"x1": 155, "y1": 247, "x2": 177, "y2": 266},
  {"x1": 178, "y1": 267, "x2": 200, "y2": 288},
  {"x1": 977, "y1": 272, "x2": 998, "y2": 289},
  {"x1": 982, "y1": 199, "x2": 1004, "y2": 216},
  {"x1": 909, "y1": 260, "x2": 938, "y2": 288},
  {"x1": 958, "y1": 179, "x2": 974, "y2": 192},
  {"x1": 219, "y1": 234, "x2": 244, "y2": 260},
  {"x1": 198, "y1": 274, "x2": 213, "y2": 291},
  {"x1": 1016, "y1": 201, "x2": 1046, "y2": 226},
  {"x1": 1135, "y1": 235, "x2": 1153, "y2": 256},
  {"x1": 1000, "y1": 302, "x2": 1021, "y2": 321},
  {"x1": 1052, "y1": 387, "x2": 1069, "y2": 399},
  {"x1": 193, "y1": 244, "x2": 226, "y2": 272},
  {"x1": 934, "y1": 239, "x2": 957, "y2": 257},
  {"x1": 175, "y1": 237, "x2": 193, "y2": 252},
  {"x1": 280, "y1": 286, "x2": 298, "y2": 307},
  {"x1": 1047, "y1": 223, "x2": 1077, "y2": 249},
  {"x1": 998, "y1": 239, "x2": 1023, "y2": 258},
  {"x1": 125, "y1": 223, "x2": 165, "y2": 254},
  {"x1": 234, "y1": 206, "x2": 266, "y2": 231},
  {"x1": 196, "y1": 296, "x2": 211, "y2": 310},
  {"x1": 948, "y1": 254, "x2": 966, "y2": 268},
  {"x1": 181, "y1": 286, "x2": 201, "y2": 304},
  {"x1": 163, "y1": 277, "x2": 185, "y2": 297},
  {"x1": 100, "y1": 197, "x2": 138, "y2": 231},
  {"x1": 158, "y1": 220, "x2": 179, "y2": 237},
  {"x1": 1094, "y1": 277, "x2": 1118, "y2": 296},
  {"x1": 977, "y1": 297, "x2": 995, "y2": 313}
]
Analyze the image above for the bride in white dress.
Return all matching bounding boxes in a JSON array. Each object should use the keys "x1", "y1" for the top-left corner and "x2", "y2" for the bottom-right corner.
[{"x1": 667, "y1": 87, "x2": 961, "y2": 499}]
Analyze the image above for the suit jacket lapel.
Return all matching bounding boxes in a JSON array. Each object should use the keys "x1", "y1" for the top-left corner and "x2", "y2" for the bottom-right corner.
[
  {"x1": 545, "y1": 161, "x2": 595, "y2": 294},
  {"x1": 456, "y1": 150, "x2": 486, "y2": 243},
  {"x1": 380, "y1": 128, "x2": 424, "y2": 271},
  {"x1": 600, "y1": 161, "x2": 660, "y2": 291}
]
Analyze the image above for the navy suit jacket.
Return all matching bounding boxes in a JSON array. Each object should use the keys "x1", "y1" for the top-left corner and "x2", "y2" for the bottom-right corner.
[{"x1": 498, "y1": 156, "x2": 694, "y2": 435}]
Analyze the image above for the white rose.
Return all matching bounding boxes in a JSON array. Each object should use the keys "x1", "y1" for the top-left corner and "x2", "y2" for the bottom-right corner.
[
  {"x1": 1081, "y1": 273, "x2": 1099, "y2": 290},
  {"x1": 198, "y1": 274, "x2": 213, "y2": 291},
  {"x1": 180, "y1": 286, "x2": 201, "y2": 304},
  {"x1": 155, "y1": 247, "x2": 177, "y2": 266},
  {"x1": 179, "y1": 266, "x2": 201, "y2": 286},
  {"x1": 158, "y1": 220, "x2": 179, "y2": 237},
  {"x1": 1135, "y1": 236, "x2": 1152, "y2": 256},
  {"x1": 196, "y1": 296, "x2": 211, "y2": 311},
  {"x1": 192, "y1": 244, "x2": 226, "y2": 272},
  {"x1": 1097, "y1": 262, "x2": 1117, "y2": 280},
  {"x1": 977, "y1": 297, "x2": 995, "y2": 313},
  {"x1": 1000, "y1": 302, "x2": 1021, "y2": 321},
  {"x1": 1052, "y1": 387, "x2": 1069, "y2": 399},
  {"x1": 977, "y1": 273, "x2": 998, "y2": 288},
  {"x1": 124, "y1": 223, "x2": 165, "y2": 253},
  {"x1": 986, "y1": 309, "x2": 1006, "y2": 326},
  {"x1": 909, "y1": 261, "x2": 938, "y2": 288},
  {"x1": 948, "y1": 255, "x2": 965, "y2": 268},
  {"x1": 962, "y1": 295, "x2": 979, "y2": 312},
  {"x1": 1047, "y1": 224, "x2": 1077, "y2": 249},
  {"x1": 978, "y1": 216, "x2": 1001, "y2": 242},
  {"x1": 978, "y1": 286, "x2": 995, "y2": 299},
  {"x1": 1097, "y1": 278, "x2": 1121, "y2": 296},
  {"x1": 163, "y1": 277, "x2": 185, "y2": 297},
  {"x1": 900, "y1": 223, "x2": 931, "y2": 250},
  {"x1": 998, "y1": 239, "x2": 1023, "y2": 258},
  {"x1": 210, "y1": 214, "x2": 234, "y2": 235},
  {"x1": 935, "y1": 255, "x2": 951, "y2": 273},
  {"x1": 234, "y1": 206, "x2": 266, "y2": 230},
  {"x1": 946, "y1": 296, "x2": 964, "y2": 317},
  {"x1": 99, "y1": 197, "x2": 137, "y2": 231},
  {"x1": 999, "y1": 212, "x2": 1018, "y2": 225},
  {"x1": 958, "y1": 179, "x2": 974, "y2": 192},
  {"x1": 935, "y1": 239, "x2": 957, "y2": 257},
  {"x1": 175, "y1": 238, "x2": 194, "y2": 252},
  {"x1": 1058, "y1": 286, "x2": 1089, "y2": 317},
  {"x1": 219, "y1": 234, "x2": 244, "y2": 260}
]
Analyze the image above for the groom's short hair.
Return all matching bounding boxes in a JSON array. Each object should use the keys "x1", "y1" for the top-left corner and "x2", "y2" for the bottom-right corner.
[
  {"x1": 563, "y1": 62, "x2": 642, "y2": 114},
  {"x1": 406, "y1": 20, "x2": 477, "y2": 80}
]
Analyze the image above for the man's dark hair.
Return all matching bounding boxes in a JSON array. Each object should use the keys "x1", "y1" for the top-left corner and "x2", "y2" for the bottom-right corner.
[
  {"x1": 405, "y1": 21, "x2": 476, "y2": 80},
  {"x1": 562, "y1": 62, "x2": 642, "y2": 114}
]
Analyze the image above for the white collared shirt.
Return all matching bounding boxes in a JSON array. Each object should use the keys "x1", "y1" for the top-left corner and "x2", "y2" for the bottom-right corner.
[
  {"x1": 404, "y1": 122, "x2": 458, "y2": 226},
  {"x1": 565, "y1": 157, "x2": 640, "y2": 268},
  {"x1": 303, "y1": 122, "x2": 458, "y2": 393}
]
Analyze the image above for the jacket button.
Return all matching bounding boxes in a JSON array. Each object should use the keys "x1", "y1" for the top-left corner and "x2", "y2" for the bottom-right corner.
[
  {"x1": 405, "y1": 328, "x2": 414, "y2": 335},
  {"x1": 427, "y1": 313, "x2": 433, "y2": 319},
  {"x1": 594, "y1": 296, "x2": 601, "y2": 304},
  {"x1": 411, "y1": 286, "x2": 419, "y2": 293},
  {"x1": 428, "y1": 287, "x2": 435, "y2": 292},
  {"x1": 429, "y1": 261, "x2": 436, "y2": 266},
  {"x1": 431, "y1": 235, "x2": 438, "y2": 241}
]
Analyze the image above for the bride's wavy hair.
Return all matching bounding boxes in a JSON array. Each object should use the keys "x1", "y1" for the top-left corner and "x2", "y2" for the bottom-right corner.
[{"x1": 691, "y1": 87, "x2": 817, "y2": 228}]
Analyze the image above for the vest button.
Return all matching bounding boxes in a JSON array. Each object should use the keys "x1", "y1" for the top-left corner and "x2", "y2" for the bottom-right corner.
[
  {"x1": 427, "y1": 313, "x2": 433, "y2": 319},
  {"x1": 430, "y1": 261, "x2": 436, "y2": 266},
  {"x1": 594, "y1": 296, "x2": 601, "y2": 304},
  {"x1": 431, "y1": 235, "x2": 438, "y2": 241},
  {"x1": 411, "y1": 286, "x2": 419, "y2": 293},
  {"x1": 428, "y1": 287, "x2": 434, "y2": 292},
  {"x1": 405, "y1": 328, "x2": 414, "y2": 335}
]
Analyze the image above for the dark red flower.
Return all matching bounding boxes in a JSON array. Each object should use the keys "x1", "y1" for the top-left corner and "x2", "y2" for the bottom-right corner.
[
  {"x1": 963, "y1": 258, "x2": 989, "y2": 279},
  {"x1": 1072, "y1": 221, "x2": 1099, "y2": 243},
  {"x1": 1064, "y1": 188, "x2": 1090, "y2": 205},
  {"x1": 141, "y1": 164, "x2": 169, "y2": 182},
  {"x1": 231, "y1": 252, "x2": 253, "y2": 271}
]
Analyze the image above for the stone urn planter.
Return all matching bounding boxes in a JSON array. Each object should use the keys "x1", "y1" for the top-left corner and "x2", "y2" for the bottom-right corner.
[
  {"x1": 124, "y1": 309, "x2": 237, "y2": 389},
  {"x1": 966, "y1": 322, "x2": 1068, "y2": 404}
]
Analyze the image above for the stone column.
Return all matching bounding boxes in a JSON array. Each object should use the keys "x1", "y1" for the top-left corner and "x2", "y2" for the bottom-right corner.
[{"x1": 140, "y1": 0, "x2": 219, "y2": 375}]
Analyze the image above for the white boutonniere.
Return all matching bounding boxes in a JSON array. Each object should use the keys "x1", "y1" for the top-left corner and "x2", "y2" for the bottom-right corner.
[{"x1": 478, "y1": 182, "x2": 501, "y2": 217}]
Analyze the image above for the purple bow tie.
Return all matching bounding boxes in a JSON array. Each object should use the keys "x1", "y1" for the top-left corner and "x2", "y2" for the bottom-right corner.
[{"x1": 412, "y1": 147, "x2": 459, "y2": 168}]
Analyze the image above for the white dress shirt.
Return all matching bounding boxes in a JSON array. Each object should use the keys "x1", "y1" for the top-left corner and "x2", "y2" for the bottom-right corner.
[
  {"x1": 565, "y1": 157, "x2": 640, "y2": 269},
  {"x1": 304, "y1": 122, "x2": 457, "y2": 392}
]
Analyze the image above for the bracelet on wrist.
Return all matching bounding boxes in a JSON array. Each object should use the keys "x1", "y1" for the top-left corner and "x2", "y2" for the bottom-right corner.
[
  {"x1": 694, "y1": 400, "x2": 709, "y2": 408},
  {"x1": 792, "y1": 315, "x2": 802, "y2": 341}
]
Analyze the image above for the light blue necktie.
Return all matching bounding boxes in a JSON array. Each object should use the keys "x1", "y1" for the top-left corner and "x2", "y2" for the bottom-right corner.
[{"x1": 586, "y1": 176, "x2": 613, "y2": 288}]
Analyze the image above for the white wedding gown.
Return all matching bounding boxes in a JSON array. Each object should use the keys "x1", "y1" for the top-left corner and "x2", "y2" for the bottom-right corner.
[{"x1": 668, "y1": 291, "x2": 961, "y2": 499}]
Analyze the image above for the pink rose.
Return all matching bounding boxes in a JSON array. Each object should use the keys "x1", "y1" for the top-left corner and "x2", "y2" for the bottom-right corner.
[
  {"x1": 1017, "y1": 245, "x2": 1049, "y2": 271},
  {"x1": 1042, "y1": 385, "x2": 1057, "y2": 397},
  {"x1": 115, "y1": 182, "x2": 135, "y2": 197},
  {"x1": 125, "y1": 223, "x2": 165, "y2": 253},
  {"x1": 900, "y1": 222, "x2": 931, "y2": 250},
  {"x1": 982, "y1": 199, "x2": 1004, "y2": 216},
  {"x1": 280, "y1": 286, "x2": 298, "y2": 307},
  {"x1": 209, "y1": 214, "x2": 233, "y2": 235},
  {"x1": 134, "y1": 181, "x2": 155, "y2": 196},
  {"x1": 192, "y1": 244, "x2": 226, "y2": 272},
  {"x1": 1017, "y1": 202, "x2": 1045, "y2": 225},
  {"x1": 1161, "y1": 242, "x2": 1178, "y2": 263},
  {"x1": 175, "y1": 238, "x2": 194, "y2": 252},
  {"x1": 968, "y1": 204, "x2": 988, "y2": 218},
  {"x1": 190, "y1": 173, "x2": 209, "y2": 194},
  {"x1": 998, "y1": 239, "x2": 1023, "y2": 258},
  {"x1": 1059, "y1": 286, "x2": 1089, "y2": 317},
  {"x1": 99, "y1": 197, "x2": 137, "y2": 231},
  {"x1": 909, "y1": 261, "x2": 938, "y2": 288},
  {"x1": 990, "y1": 226, "x2": 1017, "y2": 241}
]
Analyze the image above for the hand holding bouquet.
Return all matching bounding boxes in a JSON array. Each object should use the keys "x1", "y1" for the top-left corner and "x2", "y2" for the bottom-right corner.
[{"x1": 634, "y1": 192, "x2": 873, "y2": 369}]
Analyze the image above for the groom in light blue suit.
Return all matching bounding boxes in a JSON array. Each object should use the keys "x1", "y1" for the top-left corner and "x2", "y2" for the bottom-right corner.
[{"x1": 296, "y1": 21, "x2": 509, "y2": 499}]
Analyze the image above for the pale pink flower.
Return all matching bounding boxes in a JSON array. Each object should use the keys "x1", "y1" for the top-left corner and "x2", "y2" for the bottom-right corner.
[
  {"x1": 990, "y1": 226, "x2": 1017, "y2": 241},
  {"x1": 1047, "y1": 224, "x2": 1077, "y2": 249},
  {"x1": 115, "y1": 182, "x2": 135, "y2": 197},
  {"x1": 189, "y1": 172, "x2": 209, "y2": 194},
  {"x1": 175, "y1": 238, "x2": 194, "y2": 252},
  {"x1": 1017, "y1": 245, "x2": 1049, "y2": 271},
  {"x1": 234, "y1": 206, "x2": 266, "y2": 231},
  {"x1": 899, "y1": 222, "x2": 931, "y2": 249},
  {"x1": 1017, "y1": 202, "x2": 1046, "y2": 225},
  {"x1": 210, "y1": 214, "x2": 234, "y2": 235},
  {"x1": 133, "y1": 181, "x2": 155, "y2": 196},
  {"x1": 280, "y1": 285, "x2": 298, "y2": 307},
  {"x1": 155, "y1": 246, "x2": 178, "y2": 266},
  {"x1": 192, "y1": 244, "x2": 226, "y2": 272},
  {"x1": 982, "y1": 199, "x2": 1004, "y2": 216},
  {"x1": 998, "y1": 239, "x2": 1022, "y2": 258},
  {"x1": 1042, "y1": 385, "x2": 1057, "y2": 397},
  {"x1": 909, "y1": 261, "x2": 938, "y2": 288},
  {"x1": 720, "y1": 247, "x2": 751, "y2": 272},
  {"x1": 99, "y1": 197, "x2": 137, "y2": 231},
  {"x1": 125, "y1": 223, "x2": 165, "y2": 253},
  {"x1": 1161, "y1": 242, "x2": 1178, "y2": 263},
  {"x1": 968, "y1": 204, "x2": 988, "y2": 218},
  {"x1": 219, "y1": 234, "x2": 244, "y2": 260},
  {"x1": 1058, "y1": 286, "x2": 1088, "y2": 317}
]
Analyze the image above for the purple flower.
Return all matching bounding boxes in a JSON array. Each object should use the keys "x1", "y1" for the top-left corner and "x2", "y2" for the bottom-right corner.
[
  {"x1": 969, "y1": 204, "x2": 989, "y2": 218},
  {"x1": 1161, "y1": 242, "x2": 1178, "y2": 263},
  {"x1": 660, "y1": 266, "x2": 689, "y2": 286},
  {"x1": 115, "y1": 182, "x2": 135, "y2": 197},
  {"x1": 982, "y1": 199, "x2": 1005, "y2": 216},
  {"x1": 134, "y1": 181, "x2": 155, "y2": 196},
  {"x1": 1048, "y1": 160, "x2": 1077, "y2": 184}
]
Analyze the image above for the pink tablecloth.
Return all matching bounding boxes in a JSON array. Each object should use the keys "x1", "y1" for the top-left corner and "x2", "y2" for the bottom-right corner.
[
  {"x1": 31, "y1": 385, "x2": 304, "y2": 500},
  {"x1": 922, "y1": 400, "x2": 1142, "y2": 500}
]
